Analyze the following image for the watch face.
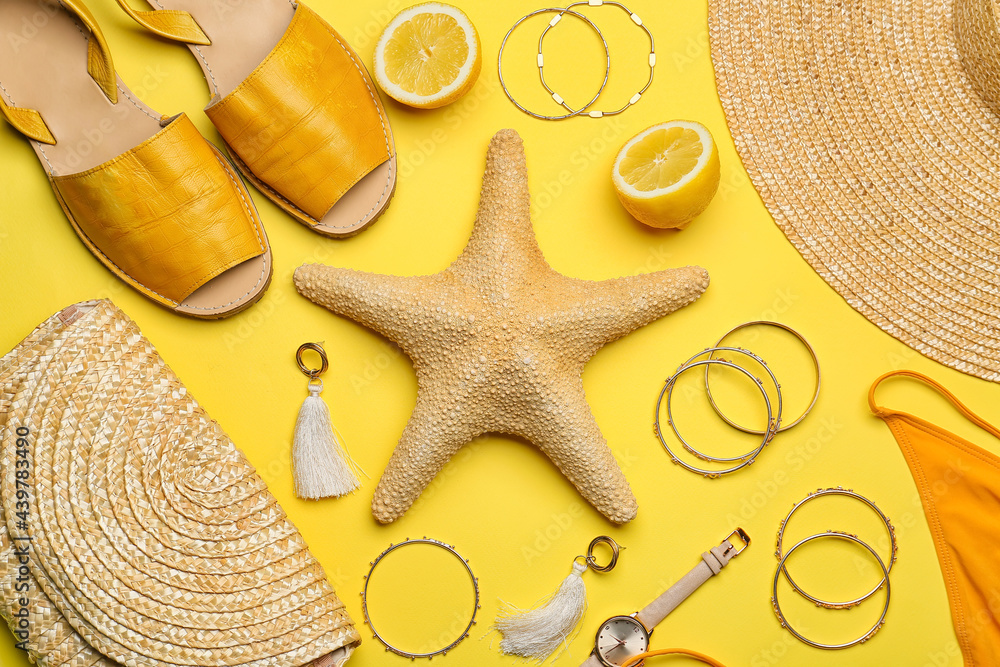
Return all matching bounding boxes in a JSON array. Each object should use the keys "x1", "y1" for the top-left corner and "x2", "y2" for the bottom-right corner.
[{"x1": 594, "y1": 615, "x2": 650, "y2": 667}]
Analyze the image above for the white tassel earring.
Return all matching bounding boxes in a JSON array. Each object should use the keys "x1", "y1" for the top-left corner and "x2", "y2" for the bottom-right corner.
[
  {"x1": 495, "y1": 536, "x2": 622, "y2": 661},
  {"x1": 292, "y1": 342, "x2": 363, "y2": 499}
]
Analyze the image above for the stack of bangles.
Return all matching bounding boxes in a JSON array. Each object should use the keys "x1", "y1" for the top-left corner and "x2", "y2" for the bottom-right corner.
[
  {"x1": 771, "y1": 488, "x2": 898, "y2": 649},
  {"x1": 498, "y1": 1, "x2": 655, "y2": 120},
  {"x1": 654, "y1": 321, "x2": 820, "y2": 477}
]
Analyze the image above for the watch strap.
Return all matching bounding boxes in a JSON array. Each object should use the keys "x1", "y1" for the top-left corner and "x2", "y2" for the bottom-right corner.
[
  {"x1": 635, "y1": 537, "x2": 740, "y2": 630},
  {"x1": 583, "y1": 530, "x2": 748, "y2": 667}
]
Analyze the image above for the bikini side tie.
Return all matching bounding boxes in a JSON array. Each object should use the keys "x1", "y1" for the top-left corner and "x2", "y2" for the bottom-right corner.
[{"x1": 870, "y1": 370, "x2": 1000, "y2": 666}]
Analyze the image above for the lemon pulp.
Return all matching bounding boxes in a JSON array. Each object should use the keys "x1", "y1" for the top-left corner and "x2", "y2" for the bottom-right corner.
[
  {"x1": 619, "y1": 127, "x2": 705, "y2": 192},
  {"x1": 383, "y1": 13, "x2": 469, "y2": 95}
]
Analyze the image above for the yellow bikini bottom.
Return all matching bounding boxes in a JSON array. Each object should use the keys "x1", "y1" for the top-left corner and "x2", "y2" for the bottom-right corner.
[{"x1": 869, "y1": 370, "x2": 1000, "y2": 666}]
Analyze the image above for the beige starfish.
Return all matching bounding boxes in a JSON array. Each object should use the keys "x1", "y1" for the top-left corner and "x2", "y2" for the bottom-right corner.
[{"x1": 294, "y1": 130, "x2": 709, "y2": 524}]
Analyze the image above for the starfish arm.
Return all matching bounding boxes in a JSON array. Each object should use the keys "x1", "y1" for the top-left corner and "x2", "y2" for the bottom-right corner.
[
  {"x1": 509, "y1": 372, "x2": 638, "y2": 524},
  {"x1": 371, "y1": 380, "x2": 485, "y2": 523},
  {"x1": 556, "y1": 266, "x2": 710, "y2": 355},
  {"x1": 450, "y1": 130, "x2": 550, "y2": 285},
  {"x1": 293, "y1": 264, "x2": 453, "y2": 352}
]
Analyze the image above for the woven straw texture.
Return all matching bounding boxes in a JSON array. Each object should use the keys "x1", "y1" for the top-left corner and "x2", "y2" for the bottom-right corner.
[
  {"x1": 709, "y1": 0, "x2": 1000, "y2": 381},
  {"x1": 0, "y1": 301, "x2": 359, "y2": 666}
]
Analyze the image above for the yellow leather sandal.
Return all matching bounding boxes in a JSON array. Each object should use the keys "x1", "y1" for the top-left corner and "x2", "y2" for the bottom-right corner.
[
  {"x1": 0, "y1": 0, "x2": 272, "y2": 319},
  {"x1": 115, "y1": 0, "x2": 397, "y2": 238}
]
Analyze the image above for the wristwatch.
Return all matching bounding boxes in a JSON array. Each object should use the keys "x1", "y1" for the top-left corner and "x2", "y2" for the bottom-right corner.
[{"x1": 580, "y1": 528, "x2": 750, "y2": 667}]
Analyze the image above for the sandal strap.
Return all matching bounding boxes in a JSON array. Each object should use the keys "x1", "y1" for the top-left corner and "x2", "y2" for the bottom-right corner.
[
  {"x1": 50, "y1": 114, "x2": 266, "y2": 307},
  {"x1": 61, "y1": 0, "x2": 117, "y2": 102},
  {"x1": 205, "y1": 3, "x2": 393, "y2": 223},
  {"x1": 0, "y1": 0, "x2": 117, "y2": 142},
  {"x1": 0, "y1": 97, "x2": 55, "y2": 144},
  {"x1": 113, "y1": 0, "x2": 210, "y2": 45}
]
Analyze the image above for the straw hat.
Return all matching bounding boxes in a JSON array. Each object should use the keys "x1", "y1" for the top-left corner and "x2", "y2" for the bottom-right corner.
[
  {"x1": 709, "y1": 0, "x2": 1000, "y2": 381},
  {"x1": 0, "y1": 301, "x2": 359, "y2": 666}
]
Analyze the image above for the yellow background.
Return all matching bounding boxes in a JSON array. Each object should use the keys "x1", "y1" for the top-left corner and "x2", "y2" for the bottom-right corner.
[{"x1": 0, "y1": 0, "x2": 992, "y2": 665}]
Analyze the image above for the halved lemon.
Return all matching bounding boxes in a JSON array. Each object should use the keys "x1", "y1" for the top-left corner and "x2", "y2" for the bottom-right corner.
[
  {"x1": 373, "y1": 3, "x2": 481, "y2": 109},
  {"x1": 612, "y1": 120, "x2": 721, "y2": 229}
]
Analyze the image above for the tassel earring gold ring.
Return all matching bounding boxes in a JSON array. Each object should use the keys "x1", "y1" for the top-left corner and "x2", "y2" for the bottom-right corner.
[
  {"x1": 292, "y1": 342, "x2": 364, "y2": 499},
  {"x1": 495, "y1": 535, "x2": 624, "y2": 660}
]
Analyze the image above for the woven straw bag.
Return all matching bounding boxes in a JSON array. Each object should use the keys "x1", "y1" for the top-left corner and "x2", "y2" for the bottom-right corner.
[{"x1": 0, "y1": 301, "x2": 359, "y2": 666}]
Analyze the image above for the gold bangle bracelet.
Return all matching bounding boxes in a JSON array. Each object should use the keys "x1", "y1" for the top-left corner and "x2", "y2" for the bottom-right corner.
[
  {"x1": 707, "y1": 321, "x2": 820, "y2": 434},
  {"x1": 361, "y1": 537, "x2": 480, "y2": 659},
  {"x1": 772, "y1": 531, "x2": 890, "y2": 650},
  {"x1": 497, "y1": 7, "x2": 609, "y2": 120},
  {"x1": 776, "y1": 487, "x2": 897, "y2": 609}
]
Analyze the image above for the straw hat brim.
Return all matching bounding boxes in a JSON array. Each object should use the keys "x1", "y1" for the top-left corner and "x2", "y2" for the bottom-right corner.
[
  {"x1": 709, "y1": 0, "x2": 1000, "y2": 381},
  {"x1": 0, "y1": 301, "x2": 359, "y2": 666}
]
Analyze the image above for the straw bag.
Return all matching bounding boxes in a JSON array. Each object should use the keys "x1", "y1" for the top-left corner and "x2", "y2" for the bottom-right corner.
[{"x1": 0, "y1": 301, "x2": 359, "y2": 666}]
